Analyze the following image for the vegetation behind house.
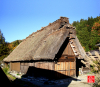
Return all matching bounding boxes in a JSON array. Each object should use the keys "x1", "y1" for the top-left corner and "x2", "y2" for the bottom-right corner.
[
  {"x1": 72, "y1": 16, "x2": 100, "y2": 52},
  {"x1": 0, "y1": 29, "x2": 22, "y2": 61}
]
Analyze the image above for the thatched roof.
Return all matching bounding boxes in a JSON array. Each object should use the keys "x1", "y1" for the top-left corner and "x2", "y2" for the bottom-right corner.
[{"x1": 3, "y1": 17, "x2": 87, "y2": 62}]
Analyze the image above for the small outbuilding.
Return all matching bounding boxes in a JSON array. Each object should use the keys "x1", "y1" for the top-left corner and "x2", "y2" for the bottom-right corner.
[{"x1": 3, "y1": 17, "x2": 87, "y2": 79}]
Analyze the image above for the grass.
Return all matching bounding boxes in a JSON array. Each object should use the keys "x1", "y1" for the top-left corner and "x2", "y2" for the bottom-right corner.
[
  {"x1": 2, "y1": 67, "x2": 9, "y2": 75},
  {"x1": 7, "y1": 74, "x2": 16, "y2": 81},
  {"x1": 2, "y1": 67, "x2": 16, "y2": 81}
]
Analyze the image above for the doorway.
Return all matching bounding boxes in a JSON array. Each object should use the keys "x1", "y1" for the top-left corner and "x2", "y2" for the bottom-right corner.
[{"x1": 76, "y1": 58, "x2": 85, "y2": 77}]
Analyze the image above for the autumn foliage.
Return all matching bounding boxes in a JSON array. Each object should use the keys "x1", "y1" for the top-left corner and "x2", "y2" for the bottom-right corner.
[
  {"x1": 0, "y1": 30, "x2": 22, "y2": 61},
  {"x1": 92, "y1": 18, "x2": 100, "y2": 36}
]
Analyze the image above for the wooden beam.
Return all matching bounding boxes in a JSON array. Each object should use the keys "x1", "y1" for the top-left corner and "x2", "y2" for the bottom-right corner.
[{"x1": 69, "y1": 62, "x2": 70, "y2": 76}]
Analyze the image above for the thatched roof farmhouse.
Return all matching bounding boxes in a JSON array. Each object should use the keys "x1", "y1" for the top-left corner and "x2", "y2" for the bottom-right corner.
[{"x1": 3, "y1": 17, "x2": 87, "y2": 79}]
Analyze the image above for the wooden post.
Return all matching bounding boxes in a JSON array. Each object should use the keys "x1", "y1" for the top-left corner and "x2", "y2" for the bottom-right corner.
[
  {"x1": 10, "y1": 62, "x2": 11, "y2": 71},
  {"x1": 75, "y1": 57, "x2": 76, "y2": 78},
  {"x1": 69, "y1": 62, "x2": 70, "y2": 76},
  {"x1": 19, "y1": 62, "x2": 21, "y2": 73}
]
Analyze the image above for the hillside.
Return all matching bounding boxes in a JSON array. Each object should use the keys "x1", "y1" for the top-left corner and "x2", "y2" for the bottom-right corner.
[{"x1": 72, "y1": 16, "x2": 100, "y2": 52}]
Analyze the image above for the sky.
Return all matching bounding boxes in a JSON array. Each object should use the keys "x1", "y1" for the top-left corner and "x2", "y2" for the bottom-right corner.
[{"x1": 0, "y1": 0, "x2": 100, "y2": 43}]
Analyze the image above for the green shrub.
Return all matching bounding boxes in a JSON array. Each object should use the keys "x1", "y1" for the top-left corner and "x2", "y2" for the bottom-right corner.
[
  {"x1": 17, "y1": 74, "x2": 19, "y2": 75},
  {"x1": 2, "y1": 67, "x2": 9, "y2": 75}
]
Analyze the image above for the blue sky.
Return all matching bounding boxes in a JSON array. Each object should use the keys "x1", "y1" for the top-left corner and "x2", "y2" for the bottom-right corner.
[{"x1": 0, "y1": 0, "x2": 100, "y2": 43}]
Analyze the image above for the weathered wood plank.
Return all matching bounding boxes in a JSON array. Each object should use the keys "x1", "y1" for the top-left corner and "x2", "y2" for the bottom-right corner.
[
  {"x1": 11, "y1": 62, "x2": 20, "y2": 72},
  {"x1": 54, "y1": 61, "x2": 76, "y2": 78},
  {"x1": 68, "y1": 63, "x2": 70, "y2": 76},
  {"x1": 20, "y1": 66, "x2": 24, "y2": 73},
  {"x1": 39, "y1": 62, "x2": 43, "y2": 69},
  {"x1": 24, "y1": 66, "x2": 29, "y2": 73},
  {"x1": 20, "y1": 65, "x2": 29, "y2": 74},
  {"x1": 28, "y1": 63, "x2": 34, "y2": 66},
  {"x1": 48, "y1": 62, "x2": 53, "y2": 70},
  {"x1": 24, "y1": 63, "x2": 28, "y2": 66},
  {"x1": 21, "y1": 63, "x2": 24, "y2": 66},
  {"x1": 62, "y1": 43, "x2": 75, "y2": 56}
]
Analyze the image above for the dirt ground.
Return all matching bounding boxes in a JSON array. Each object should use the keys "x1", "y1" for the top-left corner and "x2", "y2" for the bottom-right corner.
[{"x1": 68, "y1": 74, "x2": 93, "y2": 87}]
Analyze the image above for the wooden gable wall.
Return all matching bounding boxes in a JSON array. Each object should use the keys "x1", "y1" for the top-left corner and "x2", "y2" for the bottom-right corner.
[
  {"x1": 54, "y1": 42, "x2": 76, "y2": 78},
  {"x1": 62, "y1": 42, "x2": 75, "y2": 56}
]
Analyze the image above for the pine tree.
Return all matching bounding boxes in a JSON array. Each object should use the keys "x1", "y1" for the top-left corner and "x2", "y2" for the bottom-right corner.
[{"x1": 0, "y1": 30, "x2": 5, "y2": 45}]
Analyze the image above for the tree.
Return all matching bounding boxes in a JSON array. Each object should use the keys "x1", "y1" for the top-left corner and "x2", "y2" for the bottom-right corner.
[
  {"x1": 0, "y1": 30, "x2": 5, "y2": 45},
  {"x1": 0, "y1": 30, "x2": 9, "y2": 60},
  {"x1": 92, "y1": 17, "x2": 100, "y2": 35},
  {"x1": 72, "y1": 21, "x2": 79, "y2": 27},
  {"x1": 72, "y1": 16, "x2": 100, "y2": 51},
  {"x1": 89, "y1": 17, "x2": 100, "y2": 50},
  {"x1": 0, "y1": 30, "x2": 22, "y2": 61},
  {"x1": 77, "y1": 27, "x2": 90, "y2": 51},
  {"x1": 12, "y1": 40, "x2": 20, "y2": 47}
]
